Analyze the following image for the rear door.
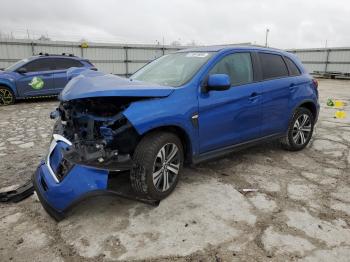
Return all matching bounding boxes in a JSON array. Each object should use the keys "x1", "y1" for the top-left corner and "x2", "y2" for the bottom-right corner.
[
  {"x1": 258, "y1": 52, "x2": 292, "y2": 136},
  {"x1": 52, "y1": 58, "x2": 84, "y2": 93},
  {"x1": 198, "y1": 52, "x2": 262, "y2": 153},
  {"x1": 16, "y1": 58, "x2": 55, "y2": 97}
]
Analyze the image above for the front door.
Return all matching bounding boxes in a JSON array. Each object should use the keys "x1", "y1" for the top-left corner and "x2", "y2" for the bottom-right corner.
[
  {"x1": 16, "y1": 58, "x2": 55, "y2": 97},
  {"x1": 198, "y1": 52, "x2": 262, "y2": 153}
]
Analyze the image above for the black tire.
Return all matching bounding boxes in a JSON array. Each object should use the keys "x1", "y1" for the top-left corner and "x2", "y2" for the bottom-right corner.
[
  {"x1": 280, "y1": 107, "x2": 314, "y2": 151},
  {"x1": 0, "y1": 86, "x2": 15, "y2": 106},
  {"x1": 130, "y1": 132, "x2": 184, "y2": 200}
]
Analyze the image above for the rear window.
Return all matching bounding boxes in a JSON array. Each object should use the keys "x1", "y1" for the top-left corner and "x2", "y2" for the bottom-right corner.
[
  {"x1": 259, "y1": 53, "x2": 289, "y2": 80},
  {"x1": 53, "y1": 58, "x2": 83, "y2": 70},
  {"x1": 84, "y1": 60, "x2": 94, "y2": 66},
  {"x1": 285, "y1": 56, "x2": 301, "y2": 76}
]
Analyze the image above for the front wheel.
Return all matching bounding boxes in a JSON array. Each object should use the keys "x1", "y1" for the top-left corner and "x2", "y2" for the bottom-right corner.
[
  {"x1": 280, "y1": 107, "x2": 314, "y2": 151},
  {"x1": 130, "y1": 132, "x2": 184, "y2": 200},
  {"x1": 0, "y1": 86, "x2": 15, "y2": 106}
]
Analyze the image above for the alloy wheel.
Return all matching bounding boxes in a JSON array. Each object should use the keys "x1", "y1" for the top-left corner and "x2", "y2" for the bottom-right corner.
[
  {"x1": 0, "y1": 88, "x2": 13, "y2": 105},
  {"x1": 152, "y1": 143, "x2": 180, "y2": 192},
  {"x1": 292, "y1": 114, "x2": 312, "y2": 145}
]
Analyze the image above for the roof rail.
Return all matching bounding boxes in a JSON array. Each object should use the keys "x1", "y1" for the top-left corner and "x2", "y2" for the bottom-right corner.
[{"x1": 37, "y1": 53, "x2": 76, "y2": 57}]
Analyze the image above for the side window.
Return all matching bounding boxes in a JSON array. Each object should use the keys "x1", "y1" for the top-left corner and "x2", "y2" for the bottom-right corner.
[
  {"x1": 209, "y1": 53, "x2": 253, "y2": 86},
  {"x1": 259, "y1": 53, "x2": 289, "y2": 80},
  {"x1": 23, "y1": 58, "x2": 55, "y2": 72},
  {"x1": 285, "y1": 56, "x2": 301, "y2": 76},
  {"x1": 54, "y1": 58, "x2": 83, "y2": 70}
]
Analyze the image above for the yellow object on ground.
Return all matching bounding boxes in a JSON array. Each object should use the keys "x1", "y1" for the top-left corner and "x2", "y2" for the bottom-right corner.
[
  {"x1": 334, "y1": 111, "x2": 347, "y2": 119},
  {"x1": 334, "y1": 100, "x2": 345, "y2": 108}
]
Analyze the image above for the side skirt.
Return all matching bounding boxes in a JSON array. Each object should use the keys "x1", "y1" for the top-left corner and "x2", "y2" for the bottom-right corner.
[{"x1": 192, "y1": 133, "x2": 283, "y2": 164}]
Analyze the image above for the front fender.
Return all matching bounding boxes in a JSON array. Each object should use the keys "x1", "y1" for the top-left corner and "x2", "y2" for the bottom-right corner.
[
  {"x1": 0, "y1": 78, "x2": 17, "y2": 96},
  {"x1": 123, "y1": 95, "x2": 199, "y2": 158}
]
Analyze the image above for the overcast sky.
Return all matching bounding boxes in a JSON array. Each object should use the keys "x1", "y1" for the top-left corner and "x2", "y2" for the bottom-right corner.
[{"x1": 0, "y1": 0, "x2": 349, "y2": 49}]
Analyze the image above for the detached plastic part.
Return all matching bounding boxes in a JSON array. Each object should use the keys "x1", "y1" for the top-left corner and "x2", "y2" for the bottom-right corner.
[
  {"x1": 0, "y1": 180, "x2": 34, "y2": 203},
  {"x1": 33, "y1": 161, "x2": 159, "y2": 221}
]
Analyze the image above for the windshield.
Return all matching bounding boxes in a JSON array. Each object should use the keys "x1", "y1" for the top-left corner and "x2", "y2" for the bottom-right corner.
[
  {"x1": 131, "y1": 52, "x2": 215, "y2": 87},
  {"x1": 5, "y1": 58, "x2": 30, "y2": 71}
]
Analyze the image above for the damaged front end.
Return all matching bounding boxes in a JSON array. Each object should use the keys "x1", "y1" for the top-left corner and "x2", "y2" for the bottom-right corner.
[
  {"x1": 33, "y1": 97, "x2": 145, "y2": 220},
  {"x1": 33, "y1": 71, "x2": 174, "y2": 220},
  {"x1": 53, "y1": 97, "x2": 142, "y2": 176}
]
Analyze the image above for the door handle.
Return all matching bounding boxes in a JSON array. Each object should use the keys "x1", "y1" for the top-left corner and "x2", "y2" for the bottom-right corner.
[
  {"x1": 249, "y1": 92, "x2": 260, "y2": 101},
  {"x1": 289, "y1": 83, "x2": 297, "y2": 92}
]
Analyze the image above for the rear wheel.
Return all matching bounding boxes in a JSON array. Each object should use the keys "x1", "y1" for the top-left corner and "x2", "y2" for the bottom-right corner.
[
  {"x1": 130, "y1": 132, "x2": 184, "y2": 200},
  {"x1": 0, "y1": 86, "x2": 15, "y2": 106},
  {"x1": 281, "y1": 107, "x2": 314, "y2": 151}
]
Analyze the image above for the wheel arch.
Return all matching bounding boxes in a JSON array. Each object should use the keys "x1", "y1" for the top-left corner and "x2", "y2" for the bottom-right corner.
[
  {"x1": 0, "y1": 82, "x2": 16, "y2": 94},
  {"x1": 140, "y1": 125, "x2": 193, "y2": 164},
  {"x1": 0, "y1": 83, "x2": 17, "y2": 106},
  {"x1": 290, "y1": 99, "x2": 318, "y2": 122},
  {"x1": 298, "y1": 100, "x2": 318, "y2": 120}
]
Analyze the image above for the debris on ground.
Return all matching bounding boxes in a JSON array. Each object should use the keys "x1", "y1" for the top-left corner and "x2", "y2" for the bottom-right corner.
[
  {"x1": 327, "y1": 99, "x2": 346, "y2": 108},
  {"x1": 239, "y1": 188, "x2": 259, "y2": 195},
  {"x1": 334, "y1": 100, "x2": 345, "y2": 108},
  {"x1": 334, "y1": 110, "x2": 347, "y2": 119},
  {"x1": 0, "y1": 181, "x2": 34, "y2": 203},
  {"x1": 327, "y1": 98, "x2": 334, "y2": 107}
]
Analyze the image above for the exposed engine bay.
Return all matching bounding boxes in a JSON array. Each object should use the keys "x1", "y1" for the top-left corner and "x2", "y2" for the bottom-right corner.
[{"x1": 50, "y1": 97, "x2": 145, "y2": 179}]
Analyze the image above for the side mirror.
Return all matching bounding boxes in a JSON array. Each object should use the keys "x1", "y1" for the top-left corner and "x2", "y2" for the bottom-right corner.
[
  {"x1": 17, "y1": 67, "x2": 27, "y2": 74},
  {"x1": 206, "y1": 74, "x2": 231, "y2": 92}
]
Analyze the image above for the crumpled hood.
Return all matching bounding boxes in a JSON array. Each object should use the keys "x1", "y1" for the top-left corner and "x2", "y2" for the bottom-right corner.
[{"x1": 59, "y1": 70, "x2": 175, "y2": 101}]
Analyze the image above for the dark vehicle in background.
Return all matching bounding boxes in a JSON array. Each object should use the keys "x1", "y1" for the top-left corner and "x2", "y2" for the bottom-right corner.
[{"x1": 0, "y1": 53, "x2": 95, "y2": 105}]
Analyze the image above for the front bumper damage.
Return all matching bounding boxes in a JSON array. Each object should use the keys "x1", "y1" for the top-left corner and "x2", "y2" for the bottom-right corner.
[
  {"x1": 33, "y1": 133, "x2": 135, "y2": 220},
  {"x1": 33, "y1": 134, "x2": 158, "y2": 221},
  {"x1": 33, "y1": 160, "x2": 111, "y2": 220},
  {"x1": 32, "y1": 97, "x2": 159, "y2": 220}
]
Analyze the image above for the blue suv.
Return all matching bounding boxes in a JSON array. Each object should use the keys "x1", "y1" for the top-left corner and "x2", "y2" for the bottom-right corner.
[
  {"x1": 33, "y1": 46, "x2": 319, "y2": 220},
  {"x1": 0, "y1": 54, "x2": 95, "y2": 105}
]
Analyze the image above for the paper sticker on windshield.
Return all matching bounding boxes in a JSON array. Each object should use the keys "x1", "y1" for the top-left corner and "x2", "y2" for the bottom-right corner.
[
  {"x1": 29, "y1": 77, "x2": 44, "y2": 90},
  {"x1": 186, "y1": 52, "x2": 209, "y2": 58}
]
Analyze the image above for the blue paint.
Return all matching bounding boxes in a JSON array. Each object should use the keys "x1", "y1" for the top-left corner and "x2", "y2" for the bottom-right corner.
[
  {"x1": 34, "y1": 45, "x2": 320, "y2": 217},
  {"x1": 35, "y1": 161, "x2": 108, "y2": 212},
  {"x1": 0, "y1": 55, "x2": 94, "y2": 99}
]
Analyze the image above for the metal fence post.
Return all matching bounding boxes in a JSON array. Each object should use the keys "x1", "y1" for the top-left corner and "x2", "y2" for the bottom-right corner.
[
  {"x1": 30, "y1": 41, "x2": 34, "y2": 55},
  {"x1": 124, "y1": 46, "x2": 129, "y2": 77},
  {"x1": 325, "y1": 49, "x2": 330, "y2": 73}
]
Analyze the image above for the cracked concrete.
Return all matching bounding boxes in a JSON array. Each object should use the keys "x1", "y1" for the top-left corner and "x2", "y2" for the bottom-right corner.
[{"x1": 0, "y1": 79, "x2": 350, "y2": 261}]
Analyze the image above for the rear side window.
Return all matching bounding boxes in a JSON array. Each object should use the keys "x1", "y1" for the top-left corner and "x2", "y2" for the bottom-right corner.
[
  {"x1": 209, "y1": 53, "x2": 253, "y2": 86},
  {"x1": 259, "y1": 53, "x2": 289, "y2": 80},
  {"x1": 84, "y1": 60, "x2": 94, "y2": 66},
  {"x1": 285, "y1": 56, "x2": 301, "y2": 76},
  {"x1": 53, "y1": 58, "x2": 83, "y2": 70}
]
